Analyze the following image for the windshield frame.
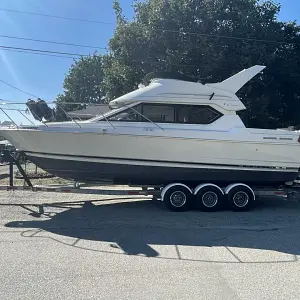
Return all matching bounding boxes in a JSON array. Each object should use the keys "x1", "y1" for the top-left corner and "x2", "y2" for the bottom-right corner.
[{"x1": 90, "y1": 102, "x2": 142, "y2": 122}]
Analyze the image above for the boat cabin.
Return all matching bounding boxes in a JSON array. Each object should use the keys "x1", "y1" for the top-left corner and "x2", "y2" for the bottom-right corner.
[{"x1": 93, "y1": 66, "x2": 265, "y2": 128}]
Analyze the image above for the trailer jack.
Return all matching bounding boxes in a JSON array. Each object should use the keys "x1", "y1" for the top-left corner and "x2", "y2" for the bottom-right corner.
[{"x1": 0, "y1": 150, "x2": 33, "y2": 187}]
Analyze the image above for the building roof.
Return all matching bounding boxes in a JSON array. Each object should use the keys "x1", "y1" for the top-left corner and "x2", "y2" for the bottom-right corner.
[
  {"x1": 68, "y1": 104, "x2": 110, "y2": 119},
  {"x1": 0, "y1": 121, "x2": 13, "y2": 126},
  {"x1": 0, "y1": 140, "x2": 11, "y2": 145}
]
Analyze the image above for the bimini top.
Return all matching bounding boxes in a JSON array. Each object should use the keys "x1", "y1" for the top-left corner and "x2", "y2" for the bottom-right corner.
[
  {"x1": 109, "y1": 65, "x2": 265, "y2": 112},
  {"x1": 142, "y1": 72, "x2": 200, "y2": 85}
]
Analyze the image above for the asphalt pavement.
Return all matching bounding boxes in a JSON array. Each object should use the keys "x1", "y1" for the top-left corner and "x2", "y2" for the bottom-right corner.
[{"x1": 0, "y1": 190, "x2": 300, "y2": 300}]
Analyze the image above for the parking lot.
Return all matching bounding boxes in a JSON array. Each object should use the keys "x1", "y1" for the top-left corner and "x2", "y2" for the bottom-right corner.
[{"x1": 0, "y1": 190, "x2": 300, "y2": 299}]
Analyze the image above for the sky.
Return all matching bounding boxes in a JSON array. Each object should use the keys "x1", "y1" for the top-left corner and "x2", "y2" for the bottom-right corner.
[{"x1": 0, "y1": 0, "x2": 299, "y2": 124}]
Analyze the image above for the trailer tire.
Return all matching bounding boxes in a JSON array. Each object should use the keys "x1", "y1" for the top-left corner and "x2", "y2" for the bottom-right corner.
[
  {"x1": 162, "y1": 185, "x2": 192, "y2": 212},
  {"x1": 195, "y1": 185, "x2": 224, "y2": 212},
  {"x1": 226, "y1": 185, "x2": 255, "y2": 212}
]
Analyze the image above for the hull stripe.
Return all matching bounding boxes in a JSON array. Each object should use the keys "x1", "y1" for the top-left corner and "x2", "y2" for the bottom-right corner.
[{"x1": 25, "y1": 151, "x2": 299, "y2": 172}]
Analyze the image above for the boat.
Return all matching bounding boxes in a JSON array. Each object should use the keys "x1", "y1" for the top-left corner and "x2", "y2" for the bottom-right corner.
[{"x1": 1, "y1": 65, "x2": 300, "y2": 187}]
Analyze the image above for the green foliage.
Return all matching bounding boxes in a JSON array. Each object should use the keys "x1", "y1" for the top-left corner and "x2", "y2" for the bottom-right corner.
[
  {"x1": 56, "y1": 54, "x2": 106, "y2": 111},
  {"x1": 57, "y1": 0, "x2": 300, "y2": 128}
]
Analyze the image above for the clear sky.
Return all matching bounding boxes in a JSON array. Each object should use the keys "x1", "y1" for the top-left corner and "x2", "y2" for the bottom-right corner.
[{"x1": 0, "y1": 0, "x2": 299, "y2": 124}]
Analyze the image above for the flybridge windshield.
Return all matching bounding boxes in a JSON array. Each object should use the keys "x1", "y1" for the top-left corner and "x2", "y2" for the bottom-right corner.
[{"x1": 98, "y1": 103, "x2": 222, "y2": 125}]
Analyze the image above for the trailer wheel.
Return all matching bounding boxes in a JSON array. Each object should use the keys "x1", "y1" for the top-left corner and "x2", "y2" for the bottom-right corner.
[
  {"x1": 162, "y1": 185, "x2": 192, "y2": 212},
  {"x1": 226, "y1": 185, "x2": 255, "y2": 212},
  {"x1": 195, "y1": 185, "x2": 224, "y2": 212}
]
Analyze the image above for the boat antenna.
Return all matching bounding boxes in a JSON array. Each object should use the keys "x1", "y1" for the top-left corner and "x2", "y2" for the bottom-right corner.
[{"x1": 209, "y1": 93, "x2": 215, "y2": 100}]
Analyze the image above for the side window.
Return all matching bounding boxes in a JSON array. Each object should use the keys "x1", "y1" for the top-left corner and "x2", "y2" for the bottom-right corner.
[
  {"x1": 105, "y1": 103, "x2": 221, "y2": 124},
  {"x1": 142, "y1": 104, "x2": 175, "y2": 123},
  {"x1": 177, "y1": 106, "x2": 221, "y2": 124},
  {"x1": 107, "y1": 105, "x2": 141, "y2": 122}
]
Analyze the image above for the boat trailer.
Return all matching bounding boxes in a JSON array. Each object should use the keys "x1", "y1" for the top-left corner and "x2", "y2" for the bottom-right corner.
[{"x1": 1, "y1": 150, "x2": 300, "y2": 212}]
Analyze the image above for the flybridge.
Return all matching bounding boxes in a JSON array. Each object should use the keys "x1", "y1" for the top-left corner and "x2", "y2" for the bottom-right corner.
[{"x1": 109, "y1": 65, "x2": 266, "y2": 112}]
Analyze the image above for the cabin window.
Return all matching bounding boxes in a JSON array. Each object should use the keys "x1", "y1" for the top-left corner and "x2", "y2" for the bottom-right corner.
[
  {"x1": 176, "y1": 105, "x2": 221, "y2": 124},
  {"x1": 105, "y1": 103, "x2": 222, "y2": 124},
  {"x1": 142, "y1": 104, "x2": 175, "y2": 123}
]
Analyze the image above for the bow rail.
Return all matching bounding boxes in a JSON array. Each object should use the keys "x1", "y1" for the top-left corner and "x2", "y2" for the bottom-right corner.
[{"x1": 0, "y1": 100, "x2": 112, "y2": 129}]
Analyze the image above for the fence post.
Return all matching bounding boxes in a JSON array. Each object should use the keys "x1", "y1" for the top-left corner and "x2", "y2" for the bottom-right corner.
[{"x1": 9, "y1": 160, "x2": 13, "y2": 187}]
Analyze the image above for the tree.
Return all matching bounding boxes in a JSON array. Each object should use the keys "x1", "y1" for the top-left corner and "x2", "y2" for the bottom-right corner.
[
  {"x1": 57, "y1": 0, "x2": 300, "y2": 128},
  {"x1": 56, "y1": 54, "x2": 107, "y2": 111},
  {"x1": 104, "y1": 0, "x2": 300, "y2": 128}
]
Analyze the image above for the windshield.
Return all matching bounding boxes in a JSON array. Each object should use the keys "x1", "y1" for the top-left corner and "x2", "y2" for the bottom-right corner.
[{"x1": 92, "y1": 102, "x2": 141, "y2": 122}]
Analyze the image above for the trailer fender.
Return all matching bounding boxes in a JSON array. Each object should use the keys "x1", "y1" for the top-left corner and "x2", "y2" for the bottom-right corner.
[
  {"x1": 225, "y1": 183, "x2": 255, "y2": 200},
  {"x1": 194, "y1": 183, "x2": 224, "y2": 196},
  {"x1": 161, "y1": 183, "x2": 193, "y2": 201}
]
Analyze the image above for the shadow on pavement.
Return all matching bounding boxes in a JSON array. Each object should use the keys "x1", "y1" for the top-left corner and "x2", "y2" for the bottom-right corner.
[
  {"x1": 5, "y1": 197, "x2": 300, "y2": 260},
  {"x1": 0, "y1": 174, "x2": 9, "y2": 179}
]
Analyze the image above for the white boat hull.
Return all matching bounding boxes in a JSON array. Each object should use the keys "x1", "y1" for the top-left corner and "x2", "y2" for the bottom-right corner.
[{"x1": 1, "y1": 127, "x2": 299, "y2": 186}]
